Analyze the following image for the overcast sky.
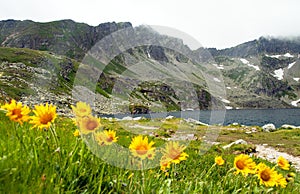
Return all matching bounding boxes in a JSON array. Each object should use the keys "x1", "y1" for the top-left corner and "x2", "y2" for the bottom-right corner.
[{"x1": 1, "y1": 0, "x2": 299, "y2": 49}]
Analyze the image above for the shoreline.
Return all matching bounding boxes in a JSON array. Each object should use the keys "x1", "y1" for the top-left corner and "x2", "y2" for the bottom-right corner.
[{"x1": 99, "y1": 108, "x2": 300, "y2": 128}]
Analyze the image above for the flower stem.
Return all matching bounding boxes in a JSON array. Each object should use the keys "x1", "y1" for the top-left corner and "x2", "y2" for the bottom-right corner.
[
  {"x1": 205, "y1": 163, "x2": 216, "y2": 179},
  {"x1": 49, "y1": 125, "x2": 59, "y2": 149},
  {"x1": 49, "y1": 125, "x2": 61, "y2": 161},
  {"x1": 141, "y1": 159, "x2": 145, "y2": 194}
]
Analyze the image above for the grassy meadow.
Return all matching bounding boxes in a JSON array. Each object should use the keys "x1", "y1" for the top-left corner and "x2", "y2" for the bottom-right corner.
[{"x1": 0, "y1": 101, "x2": 300, "y2": 193}]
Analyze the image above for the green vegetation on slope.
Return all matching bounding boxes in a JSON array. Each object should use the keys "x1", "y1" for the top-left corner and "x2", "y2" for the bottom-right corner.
[{"x1": 0, "y1": 47, "x2": 80, "y2": 99}]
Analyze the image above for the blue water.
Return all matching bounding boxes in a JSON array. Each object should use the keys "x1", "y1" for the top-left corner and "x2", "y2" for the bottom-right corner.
[{"x1": 112, "y1": 108, "x2": 300, "y2": 128}]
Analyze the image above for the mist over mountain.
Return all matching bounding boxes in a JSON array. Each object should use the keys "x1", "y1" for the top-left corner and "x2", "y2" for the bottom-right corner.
[
  {"x1": 206, "y1": 37, "x2": 300, "y2": 58},
  {"x1": 0, "y1": 19, "x2": 299, "y2": 114}
]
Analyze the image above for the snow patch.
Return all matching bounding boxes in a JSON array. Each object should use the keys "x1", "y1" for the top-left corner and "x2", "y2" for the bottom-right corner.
[
  {"x1": 213, "y1": 77, "x2": 221, "y2": 82},
  {"x1": 293, "y1": 78, "x2": 300, "y2": 82},
  {"x1": 288, "y1": 62, "x2": 296, "y2": 69},
  {"x1": 273, "y1": 68, "x2": 284, "y2": 80},
  {"x1": 147, "y1": 51, "x2": 151, "y2": 58},
  {"x1": 212, "y1": 63, "x2": 224, "y2": 70},
  {"x1": 240, "y1": 58, "x2": 249, "y2": 64},
  {"x1": 248, "y1": 64, "x2": 260, "y2": 71},
  {"x1": 284, "y1": 53, "x2": 294, "y2": 58},
  {"x1": 221, "y1": 99, "x2": 230, "y2": 104},
  {"x1": 240, "y1": 58, "x2": 260, "y2": 71},
  {"x1": 266, "y1": 53, "x2": 293, "y2": 58},
  {"x1": 291, "y1": 99, "x2": 300, "y2": 107},
  {"x1": 269, "y1": 54, "x2": 281, "y2": 59}
]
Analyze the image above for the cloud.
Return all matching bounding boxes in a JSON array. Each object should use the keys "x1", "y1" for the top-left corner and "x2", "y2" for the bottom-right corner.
[{"x1": 0, "y1": 0, "x2": 299, "y2": 49}]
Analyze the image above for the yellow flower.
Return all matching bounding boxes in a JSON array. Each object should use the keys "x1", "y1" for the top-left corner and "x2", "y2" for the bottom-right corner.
[
  {"x1": 30, "y1": 103, "x2": 57, "y2": 130},
  {"x1": 71, "y1": 118, "x2": 79, "y2": 126},
  {"x1": 73, "y1": 129, "x2": 80, "y2": 137},
  {"x1": 287, "y1": 172, "x2": 296, "y2": 178},
  {"x1": 78, "y1": 115, "x2": 101, "y2": 134},
  {"x1": 162, "y1": 141, "x2": 188, "y2": 164},
  {"x1": 215, "y1": 156, "x2": 225, "y2": 166},
  {"x1": 160, "y1": 155, "x2": 172, "y2": 171},
  {"x1": 1, "y1": 99, "x2": 30, "y2": 124},
  {"x1": 275, "y1": 173, "x2": 288, "y2": 188},
  {"x1": 256, "y1": 163, "x2": 278, "y2": 187},
  {"x1": 95, "y1": 130, "x2": 118, "y2": 145},
  {"x1": 277, "y1": 156, "x2": 290, "y2": 170},
  {"x1": 234, "y1": 154, "x2": 256, "y2": 176},
  {"x1": 129, "y1": 135, "x2": 155, "y2": 160},
  {"x1": 71, "y1": 101, "x2": 92, "y2": 118}
]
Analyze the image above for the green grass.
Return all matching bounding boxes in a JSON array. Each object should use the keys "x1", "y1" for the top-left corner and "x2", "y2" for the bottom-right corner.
[
  {"x1": 0, "y1": 111, "x2": 300, "y2": 193},
  {"x1": 0, "y1": 47, "x2": 44, "y2": 67},
  {"x1": 217, "y1": 126, "x2": 300, "y2": 156},
  {"x1": 0, "y1": 47, "x2": 81, "y2": 99}
]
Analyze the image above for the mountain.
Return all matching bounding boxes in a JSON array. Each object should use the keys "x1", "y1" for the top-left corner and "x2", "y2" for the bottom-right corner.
[
  {"x1": 206, "y1": 37, "x2": 300, "y2": 58},
  {"x1": 0, "y1": 19, "x2": 299, "y2": 115},
  {"x1": 202, "y1": 37, "x2": 300, "y2": 109},
  {"x1": 0, "y1": 19, "x2": 132, "y2": 60}
]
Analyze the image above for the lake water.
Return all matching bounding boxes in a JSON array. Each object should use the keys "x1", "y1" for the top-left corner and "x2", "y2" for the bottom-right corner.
[{"x1": 113, "y1": 108, "x2": 300, "y2": 128}]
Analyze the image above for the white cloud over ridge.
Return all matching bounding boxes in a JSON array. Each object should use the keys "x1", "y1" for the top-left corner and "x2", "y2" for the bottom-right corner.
[{"x1": 0, "y1": 0, "x2": 300, "y2": 49}]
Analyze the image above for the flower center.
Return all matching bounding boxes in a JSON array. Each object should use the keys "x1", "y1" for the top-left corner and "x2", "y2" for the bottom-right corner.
[
  {"x1": 169, "y1": 148, "x2": 180, "y2": 160},
  {"x1": 80, "y1": 108, "x2": 88, "y2": 113},
  {"x1": 161, "y1": 160, "x2": 168, "y2": 166},
  {"x1": 40, "y1": 113, "x2": 53, "y2": 124},
  {"x1": 136, "y1": 145, "x2": 148, "y2": 155},
  {"x1": 86, "y1": 120, "x2": 98, "y2": 130},
  {"x1": 216, "y1": 159, "x2": 223, "y2": 165},
  {"x1": 12, "y1": 108, "x2": 22, "y2": 119},
  {"x1": 106, "y1": 135, "x2": 113, "y2": 142},
  {"x1": 261, "y1": 170, "x2": 271, "y2": 181},
  {"x1": 278, "y1": 160, "x2": 285, "y2": 166},
  {"x1": 236, "y1": 160, "x2": 245, "y2": 170}
]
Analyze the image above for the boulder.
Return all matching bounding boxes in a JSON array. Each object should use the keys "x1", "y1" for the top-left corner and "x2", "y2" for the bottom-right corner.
[
  {"x1": 133, "y1": 116, "x2": 142, "y2": 121},
  {"x1": 232, "y1": 122, "x2": 239, "y2": 126},
  {"x1": 281, "y1": 124, "x2": 298, "y2": 129},
  {"x1": 262, "y1": 123, "x2": 276, "y2": 132},
  {"x1": 184, "y1": 118, "x2": 208, "y2": 126},
  {"x1": 223, "y1": 139, "x2": 248, "y2": 149},
  {"x1": 165, "y1": 115, "x2": 174, "y2": 120},
  {"x1": 122, "y1": 116, "x2": 133, "y2": 121}
]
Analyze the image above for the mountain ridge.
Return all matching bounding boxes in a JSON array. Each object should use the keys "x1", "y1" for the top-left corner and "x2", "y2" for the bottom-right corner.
[
  {"x1": 205, "y1": 37, "x2": 300, "y2": 58},
  {"x1": 0, "y1": 19, "x2": 299, "y2": 114},
  {"x1": 0, "y1": 19, "x2": 132, "y2": 60}
]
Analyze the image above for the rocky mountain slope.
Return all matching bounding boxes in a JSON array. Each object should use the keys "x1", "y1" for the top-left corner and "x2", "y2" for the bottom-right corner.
[
  {"x1": 204, "y1": 36, "x2": 300, "y2": 109},
  {"x1": 0, "y1": 19, "x2": 131, "y2": 60},
  {"x1": 0, "y1": 19, "x2": 299, "y2": 114}
]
